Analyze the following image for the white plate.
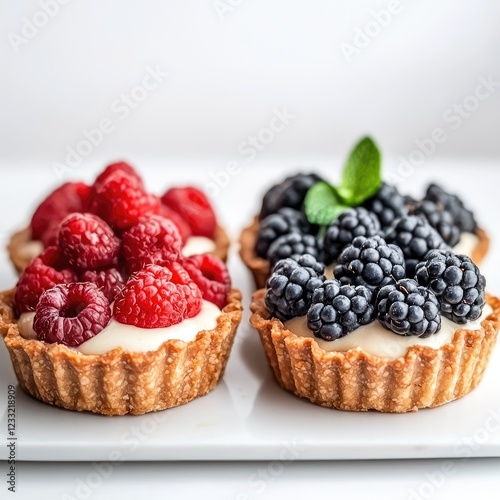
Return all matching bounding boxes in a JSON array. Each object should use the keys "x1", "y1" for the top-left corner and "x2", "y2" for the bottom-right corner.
[{"x1": 1, "y1": 161, "x2": 499, "y2": 462}]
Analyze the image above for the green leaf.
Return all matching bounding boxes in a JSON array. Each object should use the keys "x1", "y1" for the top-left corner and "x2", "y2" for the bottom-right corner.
[
  {"x1": 337, "y1": 136, "x2": 382, "y2": 206},
  {"x1": 304, "y1": 181, "x2": 350, "y2": 226}
]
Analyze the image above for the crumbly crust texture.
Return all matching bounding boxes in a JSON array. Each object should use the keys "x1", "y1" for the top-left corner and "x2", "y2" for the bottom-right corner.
[
  {"x1": 250, "y1": 288, "x2": 499, "y2": 413},
  {"x1": 8, "y1": 224, "x2": 231, "y2": 275},
  {"x1": 0, "y1": 288, "x2": 242, "y2": 416},
  {"x1": 239, "y1": 217, "x2": 490, "y2": 290}
]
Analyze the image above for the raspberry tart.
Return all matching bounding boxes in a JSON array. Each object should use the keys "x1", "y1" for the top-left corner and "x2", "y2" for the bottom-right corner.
[
  {"x1": 248, "y1": 139, "x2": 498, "y2": 412},
  {"x1": 240, "y1": 139, "x2": 489, "y2": 289},
  {"x1": 8, "y1": 161, "x2": 230, "y2": 274},
  {"x1": 0, "y1": 162, "x2": 242, "y2": 416}
]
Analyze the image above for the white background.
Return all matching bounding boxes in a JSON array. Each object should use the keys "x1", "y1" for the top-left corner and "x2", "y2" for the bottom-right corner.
[{"x1": 1, "y1": 1, "x2": 500, "y2": 499}]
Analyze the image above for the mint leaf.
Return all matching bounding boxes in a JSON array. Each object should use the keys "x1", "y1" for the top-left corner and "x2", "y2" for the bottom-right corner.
[
  {"x1": 305, "y1": 181, "x2": 350, "y2": 226},
  {"x1": 337, "y1": 136, "x2": 381, "y2": 206}
]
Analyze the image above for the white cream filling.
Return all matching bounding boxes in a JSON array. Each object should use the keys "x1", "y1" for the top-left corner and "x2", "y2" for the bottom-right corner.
[
  {"x1": 284, "y1": 304, "x2": 492, "y2": 359},
  {"x1": 18, "y1": 300, "x2": 222, "y2": 355},
  {"x1": 453, "y1": 232, "x2": 479, "y2": 257},
  {"x1": 182, "y1": 236, "x2": 216, "y2": 257}
]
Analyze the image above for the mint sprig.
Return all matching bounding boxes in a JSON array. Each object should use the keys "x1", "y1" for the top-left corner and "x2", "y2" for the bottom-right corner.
[{"x1": 304, "y1": 136, "x2": 382, "y2": 226}]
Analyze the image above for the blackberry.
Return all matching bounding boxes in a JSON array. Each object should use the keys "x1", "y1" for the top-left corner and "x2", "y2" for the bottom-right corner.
[
  {"x1": 259, "y1": 172, "x2": 322, "y2": 220},
  {"x1": 255, "y1": 208, "x2": 313, "y2": 259},
  {"x1": 410, "y1": 200, "x2": 461, "y2": 247},
  {"x1": 376, "y1": 278, "x2": 441, "y2": 337},
  {"x1": 414, "y1": 250, "x2": 486, "y2": 323},
  {"x1": 384, "y1": 216, "x2": 449, "y2": 277},
  {"x1": 265, "y1": 255, "x2": 325, "y2": 321},
  {"x1": 334, "y1": 235, "x2": 406, "y2": 297},
  {"x1": 362, "y1": 182, "x2": 408, "y2": 229},
  {"x1": 324, "y1": 207, "x2": 381, "y2": 264},
  {"x1": 267, "y1": 232, "x2": 324, "y2": 268},
  {"x1": 425, "y1": 183, "x2": 477, "y2": 233},
  {"x1": 307, "y1": 280, "x2": 375, "y2": 341}
]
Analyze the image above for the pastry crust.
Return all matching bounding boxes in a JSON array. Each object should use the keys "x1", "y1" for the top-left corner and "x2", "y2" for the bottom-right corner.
[
  {"x1": 240, "y1": 217, "x2": 490, "y2": 290},
  {"x1": 0, "y1": 288, "x2": 242, "y2": 416},
  {"x1": 250, "y1": 288, "x2": 500, "y2": 413},
  {"x1": 8, "y1": 224, "x2": 231, "y2": 275}
]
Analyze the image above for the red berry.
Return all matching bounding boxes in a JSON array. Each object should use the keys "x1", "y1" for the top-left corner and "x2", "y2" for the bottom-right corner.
[
  {"x1": 161, "y1": 187, "x2": 216, "y2": 238},
  {"x1": 159, "y1": 204, "x2": 192, "y2": 244},
  {"x1": 39, "y1": 220, "x2": 61, "y2": 248},
  {"x1": 121, "y1": 214, "x2": 182, "y2": 274},
  {"x1": 30, "y1": 182, "x2": 91, "y2": 242},
  {"x1": 114, "y1": 264, "x2": 191, "y2": 328},
  {"x1": 80, "y1": 268, "x2": 125, "y2": 302},
  {"x1": 33, "y1": 283, "x2": 111, "y2": 347},
  {"x1": 89, "y1": 171, "x2": 160, "y2": 231},
  {"x1": 183, "y1": 254, "x2": 231, "y2": 308},
  {"x1": 165, "y1": 261, "x2": 202, "y2": 318},
  {"x1": 15, "y1": 247, "x2": 78, "y2": 314},
  {"x1": 94, "y1": 161, "x2": 142, "y2": 187},
  {"x1": 58, "y1": 213, "x2": 120, "y2": 271}
]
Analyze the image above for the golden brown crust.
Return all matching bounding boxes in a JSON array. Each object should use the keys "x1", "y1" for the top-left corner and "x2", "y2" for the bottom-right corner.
[
  {"x1": 239, "y1": 217, "x2": 490, "y2": 289},
  {"x1": 0, "y1": 288, "x2": 242, "y2": 416},
  {"x1": 250, "y1": 288, "x2": 500, "y2": 413},
  {"x1": 8, "y1": 224, "x2": 231, "y2": 275}
]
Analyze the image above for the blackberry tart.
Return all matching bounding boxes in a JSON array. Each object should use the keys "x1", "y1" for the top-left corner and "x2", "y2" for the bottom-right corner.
[{"x1": 0, "y1": 162, "x2": 242, "y2": 416}]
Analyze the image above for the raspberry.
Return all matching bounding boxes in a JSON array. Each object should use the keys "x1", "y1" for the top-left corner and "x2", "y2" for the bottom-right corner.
[
  {"x1": 89, "y1": 171, "x2": 160, "y2": 231},
  {"x1": 376, "y1": 278, "x2": 441, "y2": 337},
  {"x1": 384, "y1": 215, "x2": 449, "y2": 277},
  {"x1": 165, "y1": 261, "x2": 202, "y2": 318},
  {"x1": 33, "y1": 283, "x2": 111, "y2": 347},
  {"x1": 15, "y1": 247, "x2": 77, "y2": 314},
  {"x1": 30, "y1": 182, "x2": 91, "y2": 242},
  {"x1": 362, "y1": 182, "x2": 408, "y2": 230},
  {"x1": 324, "y1": 207, "x2": 381, "y2": 263},
  {"x1": 159, "y1": 204, "x2": 192, "y2": 244},
  {"x1": 80, "y1": 268, "x2": 125, "y2": 302},
  {"x1": 414, "y1": 250, "x2": 486, "y2": 323},
  {"x1": 94, "y1": 161, "x2": 142, "y2": 187},
  {"x1": 39, "y1": 220, "x2": 61, "y2": 248},
  {"x1": 183, "y1": 254, "x2": 231, "y2": 308},
  {"x1": 114, "y1": 264, "x2": 195, "y2": 328},
  {"x1": 58, "y1": 213, "x2": 120, "y2": 271},
  {"x1": 255, "y1": 208, "x2": 314, "y2": 259},
  {"x1": 161, "y1": 187, "x2": 216, "y2": 239},
  {"x1": 334, "y1": 235, "x2": 406, "y2": 296},
  {"x1": 307, "y1": 280, "x2": 375, "y2": 341},
  {"x1": 265, "y1": 255, "x2": 325, "y2": 321},
  {"x1": 259, "y1": 173, "x2": 322, "y2": 220},
  {"x1": 121, "y1": 214, "x2": 182, "y2": 274},
  {"x1": 267, "y1": 232, "x2": 324, "y2": 268}
]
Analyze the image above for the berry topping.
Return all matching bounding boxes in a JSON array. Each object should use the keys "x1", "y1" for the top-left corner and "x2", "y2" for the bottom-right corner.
[
  {"x1": 324, "y1": 207, "x2": 381, "y2": 263},
  {"x1": 80, "y1": 268, "x2": 126, "y2": 302},
  {"x1": 259, "y1": 173, "x2": 322, "y2": 220},
  {"x1": 265, "y1": 254, "x2": 325, "y2": 322},
  {"x1": 15, "y1": 247, "x2": 77, "y2": 314},
  {"x1": 334, "y1": 235, "x2": 406, "y2": 297},
  {"x1": 267, "y1": 232, "x2": 324, "y2": 268},
  {"x1": 89, "y1": 171, "x2": 160, "y2": 231},
  {"x1": 161, "y1": 187, "x2": 216, "y2": 239},
  {"x1": 164, "y1": 261, "x2": 202, "y2": 318},
  {"x1": 384, "y1": 215, "x2": 449, "y2": 277},
  {"x1": 362, "y1": 182, "x2": 408, "y2": 230},
  {"x1": 183, "y1": 254, "x2": 231, "y2": 309},
  {"x1": 30, "y1": 182, "x2": 91, "y2": 243},
  {"x1": 307, "y1": 280, "x2": 375, "y2": 341},
  {"x1": 58, "y1": 213, "x2": 121, "y2": 271},
  {"x1": 33, "y1": 282, "x2": 111, "y2": 347},
  {"x1": 376, "y1": 278, "x2": 441, "y2": 337},
  {"x1": 121, "y1": 214, "x2": 182, "y2": 274},
  {"x1": 256, "y1": 207, "x2": 314, "y2": 259},
  {"x1": 409, "y1": 200, "x2": 461, "y2": 247},
  {"x1": 94, "y1": 161, "x2": 142, "y2": 187},
  {"x1": 113, "y1": 264, "x2": 192, "y2": 328},
  {"x1": 414, "y1": 250, "x2": 486, "y2": 323},
  {"x1": 424, "y1": 183, "x2": 477, "y2": 233},
  {"x1": 159, "y1": 204, "x2": 192, "y2": 244}
]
